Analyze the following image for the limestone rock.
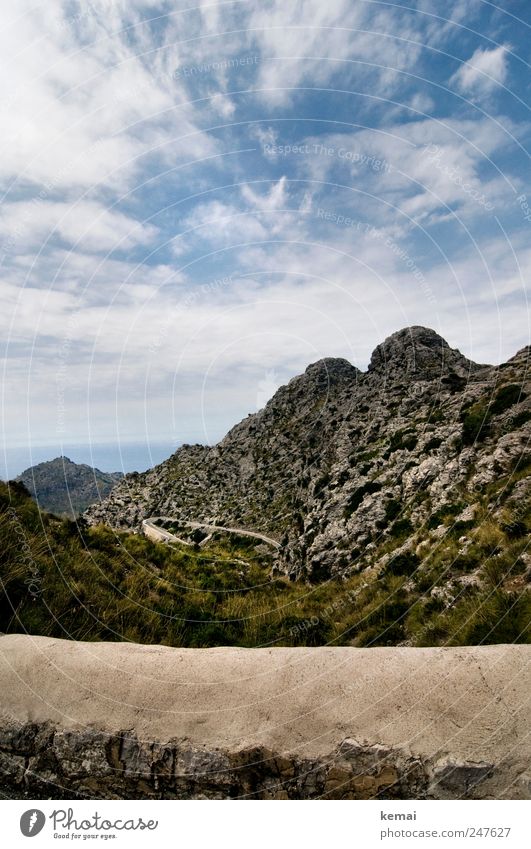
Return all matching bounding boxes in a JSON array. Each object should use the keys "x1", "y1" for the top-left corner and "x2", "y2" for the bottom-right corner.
[{"x1": 84, "y1": 328, "x2": 530, "y2": 582}]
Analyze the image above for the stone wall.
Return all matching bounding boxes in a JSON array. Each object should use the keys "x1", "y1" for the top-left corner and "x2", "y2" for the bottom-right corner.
[{"x1": 0, "y1": 636, "x2": 529, "y2": 800}]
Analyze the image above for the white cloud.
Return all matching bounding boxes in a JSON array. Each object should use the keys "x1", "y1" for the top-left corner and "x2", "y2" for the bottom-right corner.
[
  {"x1": 249, "y1": 125, "x2": 278, "y2": 147},
  {"x1": 0, "y1": 200, "x2": 158, "y2": 253},
  {"x1": 0, "y1": 0, "x2": 216, "y2": 192},
  {"x1": 183, "y1": 200, "x2": 267, "y2": 245},
  {"x1": 246, "y1": 0, "x2": 424, "y2": 105},
  {"x1": 0, "y1": 1, "x2": 528, "y2": 450},
  {"x1": 2, "y1": 228, "x2": 528, "y2": 445},
  {"x1": 182, "y1": 178, "x2": 294, "y2": 246},
  {"x1": 174, "y1": 0, "x2": 430, "y2": 108},
  {"x1": 209, "y1": 92, "x2": 236, "y2": 119},
  {"x1": 299, "y1": 191, "x2": 313, "y2": 215},
  {"x1": 407, "y1": 93, "x2": 435, "y2": 114},
  {"x1": 450, "y1": 44, "x2": 511, "y2": 95},
  {"x1": 241, "y1": 176, "x2": 288, "y2": 213},
  {"x1": 294, "y1": 116, "x2": 515, "y2": 225}
]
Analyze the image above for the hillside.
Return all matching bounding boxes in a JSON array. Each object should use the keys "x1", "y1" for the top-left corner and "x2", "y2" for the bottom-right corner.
[
  {"x1": 16, "y1": 456, "x2": 123, "y2": 518},
  {"x1": 1, "y1": 326, "x2": 528, "y2": 650},
  {"x1": 85, "y1": 326, "x2": 531, "y2": 597},
  {"x1": 1, "y1": 477, "x2": 528, "y2": 648}
]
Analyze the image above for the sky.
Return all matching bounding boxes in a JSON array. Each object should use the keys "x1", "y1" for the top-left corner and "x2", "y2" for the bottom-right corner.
[{"x1": 1, "y1": 0, "x2": 530, "y2": 462}]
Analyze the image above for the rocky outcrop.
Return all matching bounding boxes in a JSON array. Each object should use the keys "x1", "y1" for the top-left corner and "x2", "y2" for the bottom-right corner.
[
  {"x1": 367, "y1": 325, "x2": 480, "y2": 379},
  {"x1": 0, "y1": 635, "x2": 529, "y2": 799},
  {"x1": 84, "y1": 326, "x2": 530, "y2": 581}
]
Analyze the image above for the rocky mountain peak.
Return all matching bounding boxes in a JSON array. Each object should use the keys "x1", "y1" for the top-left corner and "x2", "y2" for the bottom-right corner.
[
  {"x1": 368, "y1": 325, "x2": 479, "y2": 380},
  {"x1": 301, "y1": 356, "x2": 360, "y2": 387},
  {"x1": 258, "y1": 356, "x2": 359, "y2": 415}
]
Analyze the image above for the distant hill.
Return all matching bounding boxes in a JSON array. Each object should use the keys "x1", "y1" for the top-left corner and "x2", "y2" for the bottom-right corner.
[{"x1": 16, "y1": 456, "x2": 123, "y2": 518}]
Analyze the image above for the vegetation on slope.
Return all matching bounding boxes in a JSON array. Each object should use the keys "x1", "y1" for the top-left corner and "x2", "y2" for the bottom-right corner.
[{"x1": 1, "y1": 481, "x2": 529, "y2": 648}]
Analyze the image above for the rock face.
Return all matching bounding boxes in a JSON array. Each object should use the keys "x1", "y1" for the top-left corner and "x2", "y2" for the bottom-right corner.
[
  {"x1": 85, "y1": 326, "x2": 530, "y2": 581},
  {"x1": 0, "y1": 636, "x2": 528, "y2": 799},
  {"x1": 16, "y1": 456, "x2": 123, "y2": 518}
]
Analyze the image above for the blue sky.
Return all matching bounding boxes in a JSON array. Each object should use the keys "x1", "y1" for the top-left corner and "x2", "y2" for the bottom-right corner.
[{"x1": 1, "y1": 0, "x2": 530, "y2": 456}]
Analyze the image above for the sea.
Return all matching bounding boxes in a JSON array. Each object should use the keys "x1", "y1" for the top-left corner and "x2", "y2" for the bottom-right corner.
[{"x1": 1, "y1": 441, "x2": 179, "y2": 480}]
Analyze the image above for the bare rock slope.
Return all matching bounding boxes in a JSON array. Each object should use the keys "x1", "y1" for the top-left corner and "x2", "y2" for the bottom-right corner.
[
  {"x1": 0, "y1": 635, "x2": 528, "y2": 799},
  {"x1": 85, "y1": 326, "x2": 531, "y2": 581}
]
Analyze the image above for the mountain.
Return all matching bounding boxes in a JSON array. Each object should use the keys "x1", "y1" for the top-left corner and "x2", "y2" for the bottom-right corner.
[
  {"x1": 85, "y1": 327, "x2": 531, "y2": 587},
  {"x1": 16, "y1": 456, "x2": 123, "y2": 518}
]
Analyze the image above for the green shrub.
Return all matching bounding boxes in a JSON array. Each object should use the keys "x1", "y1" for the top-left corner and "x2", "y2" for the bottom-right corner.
[
  {"x1": 390, "y1": 518, "x2": 413, "y2": 538},
  {"x1": 356, "y1": 621, "x2": 405, "y2": 646},
  {"x1": 490, "y1": 384, "x2": 526, "y2": 416},
  {"x1": 452, "y1": 590, "x2": 530, "y2": 645},
  {"x1": 441, "y1": 373, "x2": 467, "y2": 393},
  {"x1": 429, "y1": 408, "x2": 444, "y2": 423},
  {"x1": 461, "y1": 402, "x2": 491, "y2": 444},
  {"x1": 386, "y1": 552, "x2": 420, "y2": 576},
  {"x1": 501, "y1": 519, "x2": 528, "y2": 539},
  {"x1": 510, "y1": 410, "x2": 531, "y2": 429},
  {"x1": 453, "y1": 553, "x2": 480, "y2": 573},
  {"x1": 386, "y1": 429, "x2": 418, "y2": 455},
  {"x1": 313, "y1": 472, "x2": 331, "y2": 495},
  {"x1": 425, "y1": 436, "x2": 442, "y2": 452},
  {"x1": 451, "y1": 520, "x2": 474, "y2": 535},
  {"x1": 355, "y1": 592, "x2": 411, "y2": 646},
  {"x1": 343, "y1": 481, "x2": 382, "y2": 518},
  {"x1": 427, "y1": 502, "x2": 465, "y2": 529},
  {"x1": 384, "y1": 499, "x2": 401, "y2": 523}
]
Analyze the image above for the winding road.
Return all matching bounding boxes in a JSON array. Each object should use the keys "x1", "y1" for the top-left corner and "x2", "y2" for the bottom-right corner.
[{"x1": 142, "y1": 517, "x2": 280, "y2": 549}]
